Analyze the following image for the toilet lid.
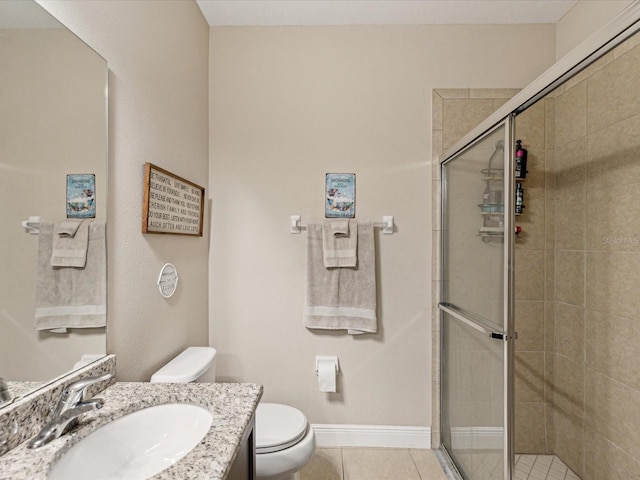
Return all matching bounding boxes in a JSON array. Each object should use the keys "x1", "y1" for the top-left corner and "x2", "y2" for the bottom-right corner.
[{"x1": 255, "y1": 403, "x2": 308, "y2": 454}]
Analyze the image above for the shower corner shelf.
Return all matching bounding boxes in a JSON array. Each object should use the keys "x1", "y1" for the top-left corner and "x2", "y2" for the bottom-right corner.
[
  {"x1": 480, "y1": 168, "x2": 503, "y2": 178},
  {"x1": 478, "y1": 228, "x2": 504, "y2": 236},
  {"x1": 479, "y1": 170, "x2": 505, "y2": 241},
  {"x1": 478, "y1": 203, "x2": 504, "y2": 214},
  {"x1": 481, "y1": 175, "x2": 504, "y2": 182}
]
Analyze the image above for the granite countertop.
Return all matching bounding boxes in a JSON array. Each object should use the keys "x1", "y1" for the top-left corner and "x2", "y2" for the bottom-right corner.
[
  {"x1": 5, "y1": 381, "x2": 45, "y2": 401},
  {"x1": 0, "y1": 382, "x2": 263, "y2": 480}
]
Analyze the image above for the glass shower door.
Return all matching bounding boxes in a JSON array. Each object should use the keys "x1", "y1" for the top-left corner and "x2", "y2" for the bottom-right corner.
[{"x1": 440, "y1": 119, "x2": 515, "y2": 480}]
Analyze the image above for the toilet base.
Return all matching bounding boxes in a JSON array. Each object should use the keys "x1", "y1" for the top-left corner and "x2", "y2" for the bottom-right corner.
[{"x1": 255, "y1": 405, "x2": 315, "y2": 480}]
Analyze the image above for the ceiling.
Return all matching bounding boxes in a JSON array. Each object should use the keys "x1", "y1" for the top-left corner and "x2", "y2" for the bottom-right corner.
[
  {"x1": 0, "y1": 0, "x2": 63, "y2": 29},
  {"x1": 196, "y1": 0, "x2": 578, "y2": 27}
]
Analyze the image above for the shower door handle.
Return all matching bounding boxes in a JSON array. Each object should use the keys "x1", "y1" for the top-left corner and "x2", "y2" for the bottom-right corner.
[{"x1": 439, "y1": 303, "x2": 508, "y2": 341}]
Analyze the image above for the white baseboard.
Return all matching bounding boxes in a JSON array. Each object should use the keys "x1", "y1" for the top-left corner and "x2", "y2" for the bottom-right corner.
[{"x1": 311, "y1": 424, "x2": 431, "y2": 449}]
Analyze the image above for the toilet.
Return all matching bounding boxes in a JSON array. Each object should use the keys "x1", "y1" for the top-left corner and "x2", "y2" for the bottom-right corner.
[{"x1": 151, "y1": 347, "x2": 316, "y2": 480}]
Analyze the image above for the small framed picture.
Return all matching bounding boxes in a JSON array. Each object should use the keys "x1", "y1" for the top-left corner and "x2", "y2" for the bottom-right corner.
[
  {"x1": 66, "y1": 174, "x2": 96, "y2": 218},
  {"x1": 325, "y1": 173, "x2": 355, "y2": 218}
]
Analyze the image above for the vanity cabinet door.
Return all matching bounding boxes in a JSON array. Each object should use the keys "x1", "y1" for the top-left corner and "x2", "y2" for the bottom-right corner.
[{"x1": 226, "y1": 413, "x2": 256, "y2": 480}]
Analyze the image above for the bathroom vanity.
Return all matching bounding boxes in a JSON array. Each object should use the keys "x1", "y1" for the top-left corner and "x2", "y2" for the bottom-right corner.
[{"x1": 0, "y1": 357, "x2": 262, "y2": 480}]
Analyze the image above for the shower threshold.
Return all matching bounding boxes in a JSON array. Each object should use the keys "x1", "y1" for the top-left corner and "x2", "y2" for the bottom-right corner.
[{"x1": 515, "y1": 454, "x2": 580, "y2": 480}]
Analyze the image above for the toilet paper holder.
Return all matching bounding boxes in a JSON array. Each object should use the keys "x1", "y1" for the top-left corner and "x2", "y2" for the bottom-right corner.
[{"x1": 315, "y1": 356, "x2": 339, "y2": 374}]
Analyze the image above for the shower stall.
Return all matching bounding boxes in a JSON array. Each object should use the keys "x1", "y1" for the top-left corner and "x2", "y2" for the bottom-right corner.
[{"x1": 435, "y1": 4, "x2": 640, "y2": 479}]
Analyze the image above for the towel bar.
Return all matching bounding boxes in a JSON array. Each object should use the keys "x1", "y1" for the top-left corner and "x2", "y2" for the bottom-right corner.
[
  {"x1": 22, "y1": 216, "x2": 41, "y2": 235},
  {"x1": 290, "y1": 215, "x2": 394, "y2": 235}
]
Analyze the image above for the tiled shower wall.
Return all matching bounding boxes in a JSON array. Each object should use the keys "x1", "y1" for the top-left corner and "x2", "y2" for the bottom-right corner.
[
  {"x1": 549, "y1": 32, "x2": 640, "y2": 478},
  {"x1": 513, "y1": 97, "x2": 554, "y2": 456},
  {"x1": 432, "y1": 31, "x2": 640, "y2": 479}
]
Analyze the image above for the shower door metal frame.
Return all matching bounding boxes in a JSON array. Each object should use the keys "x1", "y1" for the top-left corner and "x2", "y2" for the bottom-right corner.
[
  {"x1": 436, "y1": 5, "x2": 640, "y2": 479},
  {"x1": 439, "y1": 117, "x2": 516, "y2": 480}
]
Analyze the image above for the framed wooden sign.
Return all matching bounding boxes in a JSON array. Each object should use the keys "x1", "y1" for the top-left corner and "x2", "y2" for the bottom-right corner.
[{"x1": 142, "y1": 163, "x2": 205, "y2": 236}]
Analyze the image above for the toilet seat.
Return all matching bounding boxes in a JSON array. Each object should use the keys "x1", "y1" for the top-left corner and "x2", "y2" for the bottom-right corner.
[{"x1": 256, "y1": 403, "x2": 308, "y2": 454}]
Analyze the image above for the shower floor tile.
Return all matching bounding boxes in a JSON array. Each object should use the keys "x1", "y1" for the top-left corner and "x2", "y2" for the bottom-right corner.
[{"x1": 515, "y1": 455, "x2": 580, "y2": 480}]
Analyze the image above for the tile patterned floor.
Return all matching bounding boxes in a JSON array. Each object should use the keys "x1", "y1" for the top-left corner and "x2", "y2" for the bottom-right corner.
[
  {"x1": 515, "y1": 455, "x2": 581, "y2": 480},
  {"x1": 298, "y1": 449, "x2": 581, "y2": 480},
  {"x1": 299, "y1": 448, "x2": 449, "y2": 480},
  {"x1": 451, "y1": 450, "x2": 503, "y2": 479}
]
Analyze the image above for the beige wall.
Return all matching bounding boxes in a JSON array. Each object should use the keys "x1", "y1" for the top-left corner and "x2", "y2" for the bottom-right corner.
[
  {"x1": 37, "y1": 0, "x2": 211, "y2": 381},
  {"x1": 555, "y1": 0, "x2": 633, "y2": 60},
  {"x1": 0, "y1": 28, "x2": 106, "y2": 381},
  {"x1": 210, "y1": 25, "x2": 555, "y2": 427}
]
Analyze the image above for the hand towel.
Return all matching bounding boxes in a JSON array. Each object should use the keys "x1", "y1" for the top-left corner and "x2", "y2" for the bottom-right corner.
[
  {"x1": 35, "y1": 222, "x2": 107, "y2": 330},
  {"x1": 304, "y1": 223, "x2": 377, "y2": 335},
  {"x1": 51, "y1": 219, "x2": 90, "y2": 267},
  {"x1": 330, "y1": 219, "x2": 349, "y2": 237},
  {"x1": 55, "y1": 220, "x2": 82, "y2": 237},
  {"x1": 322, "y1": 219, "x2": 357, "y2": 267}
]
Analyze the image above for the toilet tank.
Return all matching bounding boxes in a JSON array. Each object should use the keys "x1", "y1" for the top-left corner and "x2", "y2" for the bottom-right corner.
[{"x1": 150, "y1": 346, "x2": 217, "y2": 383}]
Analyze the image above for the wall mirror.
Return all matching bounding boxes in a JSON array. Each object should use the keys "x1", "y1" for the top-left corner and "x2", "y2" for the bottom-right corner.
[{"x1": 0, "y1": 0, "x2": 107, "y2": 407}]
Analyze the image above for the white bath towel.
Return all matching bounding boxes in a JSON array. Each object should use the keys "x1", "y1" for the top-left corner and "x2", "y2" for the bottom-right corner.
[
  {"x1": 51, "y1": 219, "x2": 90, "y2": 268},
  {"x1": 35, "y1": 222, "x2": 107, "y2": 330},
  {"x1": 322, "y1": 219, "x2": 358, "y2": 267},
  {"x1": 304, "y1": 223, "x2": 377, "y2": 335}
]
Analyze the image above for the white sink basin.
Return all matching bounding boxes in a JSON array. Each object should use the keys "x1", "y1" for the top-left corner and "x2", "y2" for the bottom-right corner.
[{"x1": 48, "y1": 403, "x2": 214, "y2": 480}]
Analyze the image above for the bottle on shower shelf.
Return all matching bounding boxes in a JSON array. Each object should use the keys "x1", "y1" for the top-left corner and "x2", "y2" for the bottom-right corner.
[
  {"x1": 515, "y1": 183, "x2": 524, "y2": 215},
  {"x1": 515, "y1": 140, "x2": 528, "y2": 179}
]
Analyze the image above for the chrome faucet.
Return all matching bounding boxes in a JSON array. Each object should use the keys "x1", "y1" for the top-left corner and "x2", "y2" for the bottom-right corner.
[{"x1": 28, "y1": 373, "x2": 112, "y2": 449}]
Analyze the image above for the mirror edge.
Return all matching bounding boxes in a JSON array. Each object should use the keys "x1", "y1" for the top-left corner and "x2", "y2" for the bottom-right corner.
[{"x1": 1, "y1": 0, "x2": 109, "y2": 408}]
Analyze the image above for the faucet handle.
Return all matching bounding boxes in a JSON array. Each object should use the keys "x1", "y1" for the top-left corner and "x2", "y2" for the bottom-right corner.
[
  {"x1": 64, "y1": 373, "x2": 112, "y2": 396},
  {"x1": 58, "y1": 373, "x2": 112, "y2": 413}
]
